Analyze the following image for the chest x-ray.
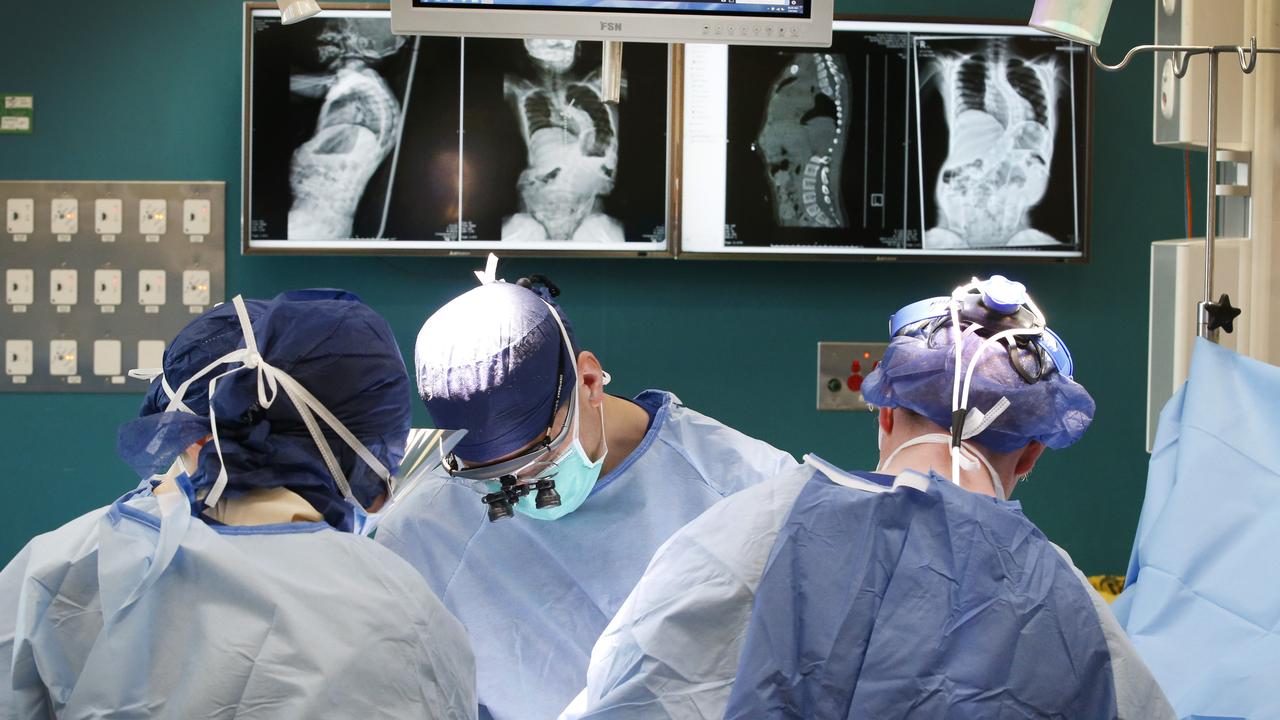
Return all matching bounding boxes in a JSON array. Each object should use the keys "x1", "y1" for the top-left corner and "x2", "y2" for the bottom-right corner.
[
  {"x1": 503, "y1": 39, "x2": 624, "y2": 244},
  {"x1": 916, "y1": 37, "x2": 1066, "y2": 250}
]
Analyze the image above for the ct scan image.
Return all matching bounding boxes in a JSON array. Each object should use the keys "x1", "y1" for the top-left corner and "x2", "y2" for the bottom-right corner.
[
  {"x1": 914, "y1": 35, "x2": 1086, "y2": 250},
  {"x1": 723, "y1": 32, "x2": 918, "y2": 249}
]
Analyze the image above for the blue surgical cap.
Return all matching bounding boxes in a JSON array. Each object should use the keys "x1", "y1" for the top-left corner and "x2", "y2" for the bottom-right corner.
[
  {"x1": 118, "y1": 290, "x2": 412, "y2": 528},
  {"x1": 861, "y1": 318, "x2": 1095, "y2": 453},
  {"x1": 415, "y1": 282, "x2": 578, "y2": 463},
  {"x1": 117, "y1": 298, "x2": 269, "y2": 479}
]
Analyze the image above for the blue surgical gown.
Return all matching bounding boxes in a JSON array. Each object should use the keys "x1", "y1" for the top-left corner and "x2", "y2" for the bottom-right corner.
[
  {"x1": 375, "y1": 391, "x2": 799, "y2": 720},
  {"x1": 1113, "y1": 339, "x2": 1280, "y2": 720},
  {"x1": 568, "y1": 457, "x2": 1174, "y2": 719},
  {"x1": 0, "y1": 491, "x2": 477, "y2": 720}
]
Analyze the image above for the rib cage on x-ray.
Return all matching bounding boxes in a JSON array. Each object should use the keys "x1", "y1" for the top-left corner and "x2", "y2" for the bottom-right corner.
[
  {"x1": 503, "y1": 39, "x2": 624, "y2": 244},
  {"x1": 923, "y1": 38, "x2": 1061, "y2": 249}
]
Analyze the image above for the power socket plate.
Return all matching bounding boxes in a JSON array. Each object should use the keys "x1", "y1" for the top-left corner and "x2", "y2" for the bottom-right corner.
[{"x1": 817, "y1": 341, "x2": 888, "y2": 411}]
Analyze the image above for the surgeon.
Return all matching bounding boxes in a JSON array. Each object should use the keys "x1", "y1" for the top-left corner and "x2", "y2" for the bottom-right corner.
[
  {"x1": 0, "y1": 290, "x2": 476, "y2": 719},
  {"x1": 375, "y1": 257, "x2": 799, "y2": 720},
  {"x1": 566, "y1": 276, "x2": 1175, "y2": 719}
]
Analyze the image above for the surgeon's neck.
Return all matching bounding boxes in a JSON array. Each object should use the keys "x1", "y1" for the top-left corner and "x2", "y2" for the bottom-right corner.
[
  {"x1": 599, "y1": 394, "x2": 649, "y2": 477},
  {"x1": 879, "y1": 439, "x2": 1004, "y2": 498}
]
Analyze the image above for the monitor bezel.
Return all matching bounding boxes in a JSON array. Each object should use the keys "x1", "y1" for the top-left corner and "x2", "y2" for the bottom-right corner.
[
  {"x1": 390, "y1": 0, "x2": 834, "y2": 47},
  {"x1": 241, "y1": 2, "x2": 679, "y2": 258},
  {"x1": 671, "y1": 15, "x2": 1095, "y2": 264}
]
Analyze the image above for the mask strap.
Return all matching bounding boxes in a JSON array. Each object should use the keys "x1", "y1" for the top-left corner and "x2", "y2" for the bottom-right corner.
[
  {"x1": 876, "y1": 432, "x2": 1006, "y2": 501},
  {"x1": 593, "y1": 400, "x2": 609, "y2": 463}
]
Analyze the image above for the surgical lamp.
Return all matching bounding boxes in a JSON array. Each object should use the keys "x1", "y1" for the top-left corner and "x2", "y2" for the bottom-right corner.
[
  {"x1": 278, "y1": 0, "x2": 321, "y2": 25},
  {"x1": 1030, "y1": 0, "x2": 1273, "y2": 341}
]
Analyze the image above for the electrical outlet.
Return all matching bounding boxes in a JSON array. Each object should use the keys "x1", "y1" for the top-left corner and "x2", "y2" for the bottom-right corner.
[
  {"x1": 49, "y1": 269, "x2": 78, "y2": 306},
  {"x1": 6, "y1": 269, "x2": 33, "y2": 305},
  {"x1": 139, "y1": 199, "x2": 167, "y2": 235},
  {"x1": 94, "y1": 269, "x2": 123, "y2": 305},
  {"x1": 6, "y1": 198, "x2": 34, "y2": 234},
  {"x1": 816, "y1": 341, "x2": 888, "y2": 411},
  {"x1": 183, "y1": 199, "x2": 211, "y2": 235},
  {"x1": 138, "y1": 269, "x2": 166, "y2": 306},
  {"x1": 182, "y1": 269, "x2": 210, "y2": 306},
  {"x1": 49, "y1": 340, "x2": 78, "y2": 376},
  {"x1": 137, "y1": 340, "x2": 166, "y2": 370},
  {"x1": 95, "y1": 198, "x2": 123, "y2": 235},
  {"x1": 50, "y1": 198, "x2": 78, "y2": 234},
  {"x1": 93, "y1": 339, "x2": 123, "y2": 377},
  {"x1": 5, "y1": 340, "x2": 33, "y2": 376}
]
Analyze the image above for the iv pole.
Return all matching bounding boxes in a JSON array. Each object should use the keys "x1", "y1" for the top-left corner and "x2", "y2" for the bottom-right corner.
[{"x1": 1090, "y1": 37, "x2": 1280, "y2": 340}]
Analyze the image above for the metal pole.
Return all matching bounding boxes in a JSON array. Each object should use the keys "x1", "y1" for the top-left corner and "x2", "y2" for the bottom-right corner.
[
  {"x1": 1200, "y1": 50, "x2": 1220, "y2": 340},
  {"x1": 602, "y1": 41, "x2": 623, "y2": 104}
]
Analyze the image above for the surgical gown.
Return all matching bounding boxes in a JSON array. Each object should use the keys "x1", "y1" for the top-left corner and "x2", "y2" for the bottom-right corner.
[
  {"x1": 0, "y1": 491, "x2": 477, "y2": 720},
  {"x1": 567, "y1": 457, "x2": 1174, "y2": 719},
  {"x1": 1113, "y1": 339, "x2": 1280, "y2": 719},
  {"x1": 375, "y1": 391, "x2": 799, "y2": 720}
]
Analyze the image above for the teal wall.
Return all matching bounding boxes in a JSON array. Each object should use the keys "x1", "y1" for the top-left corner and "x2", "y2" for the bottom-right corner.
[{"x1": 0, "y1": 0, "x2": 1190, "y2": 573}]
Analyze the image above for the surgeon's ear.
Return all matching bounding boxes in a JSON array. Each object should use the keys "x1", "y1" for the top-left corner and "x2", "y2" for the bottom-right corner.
[
  {"x1": 365, "y1": 491, "x2": 388, "y2": 513},
  {"x1": 1014, "y1": 440, "x2": 1046, "y2": 477},
  {"x1": 576, "y1": 351, "x2": 606, "y2": 407},
  {"x1": 878, "y1": 407, "x2": 894, "y2": 435}
]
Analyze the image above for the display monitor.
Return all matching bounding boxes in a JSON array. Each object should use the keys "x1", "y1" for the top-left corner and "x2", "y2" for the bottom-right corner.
[
  {"x1": 242, "y1": 4, "x2": 673, "y2": 256},
  {"x1": 678, "y1": 19, "x2": 1093, "y2": 260},
  {"x1": 390, "y1": 0, "x2": 834, "y2": 46}
]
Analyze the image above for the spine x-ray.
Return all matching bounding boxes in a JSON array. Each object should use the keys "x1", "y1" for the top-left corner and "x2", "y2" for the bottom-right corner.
[
  {"x1": 916, "y1": 36, "x2": 1080, "y2": 250},
  {"x1": 247, "y1": 12, "x2": 669, "y2": 249},
  {"x1": 715, "y1": 25, "x2": 1088, "y2": 255}
]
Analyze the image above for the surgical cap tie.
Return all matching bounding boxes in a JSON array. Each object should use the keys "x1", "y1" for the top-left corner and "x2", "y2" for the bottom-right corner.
[{"x1": 138, "y1": 295, "x2": 391, "y2": 509}]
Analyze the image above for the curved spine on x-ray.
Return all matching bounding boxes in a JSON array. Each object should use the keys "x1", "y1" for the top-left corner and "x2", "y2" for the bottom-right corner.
[
  {"x1": 926, "y1": 40, "x2": 1059, "y2": 249},
  {"x1": 503, "y1": 39, "x2": 624, "y2": 243},
  {"x1": 754, "y1": 53, "x2": 851, "y2": 229},
  {"x1": 288, "y1": 20, "x2": 404, "y2": 241}
]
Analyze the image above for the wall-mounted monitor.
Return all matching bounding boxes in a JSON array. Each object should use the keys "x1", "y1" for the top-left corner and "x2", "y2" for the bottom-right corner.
[
  {"x1": 677, "y1": 19, "x2": 1093, "y2": 261},
  {"x1": 243, "y1": 3, "x2": 673, "y2": 256},
  {"x1": 390, "y1": 0, "x2": 833, "y2": 47}
]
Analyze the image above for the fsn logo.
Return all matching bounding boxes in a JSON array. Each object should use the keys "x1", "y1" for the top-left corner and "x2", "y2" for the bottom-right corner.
[{"x1": 600, "y1": 21, "x2": 623, "y2": 31}]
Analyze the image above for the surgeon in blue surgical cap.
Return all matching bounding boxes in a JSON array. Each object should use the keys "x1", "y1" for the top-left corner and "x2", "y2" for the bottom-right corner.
[
  {"x1": 566, "y1": 276, "x2": 1176, "y2": 720},
  {"x1": 0, "y1": 290, "x2": 476, "y2": 719},
  {"x1": 375, "y1": 257, "x2": 799, "y2": 720}
]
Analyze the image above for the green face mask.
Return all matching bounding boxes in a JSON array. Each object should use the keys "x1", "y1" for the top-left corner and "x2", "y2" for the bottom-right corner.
[{"x1": 515, "y1": 401, "x2": 608, "y2": 521}]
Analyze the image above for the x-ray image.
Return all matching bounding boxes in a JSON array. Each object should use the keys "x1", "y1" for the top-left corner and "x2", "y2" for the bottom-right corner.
[
  {"x1": 246, "y1": 9, "x2": 670, "y2": 253},
  {"x1": 684, "y1": 22, "x2": 1088, "y2": 258},
  {"x1": 915, "y1": 35, "x2": 1084, "y2": 250},
  {"x1": 248, "y1": 14, "x2": 417, "y2": 242},
  {"x1": 754, "y1": 53, "x2": 851, "y2": 229},
  {"x1": 503, "y1": 39, "x2": 623, "y2": 243},
  {"x1": 288, "y1": 19, "x2": 405, "y2": 240},
  {"x1": 462, "y1": 38, "x2": 669, "y2": 246}
]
